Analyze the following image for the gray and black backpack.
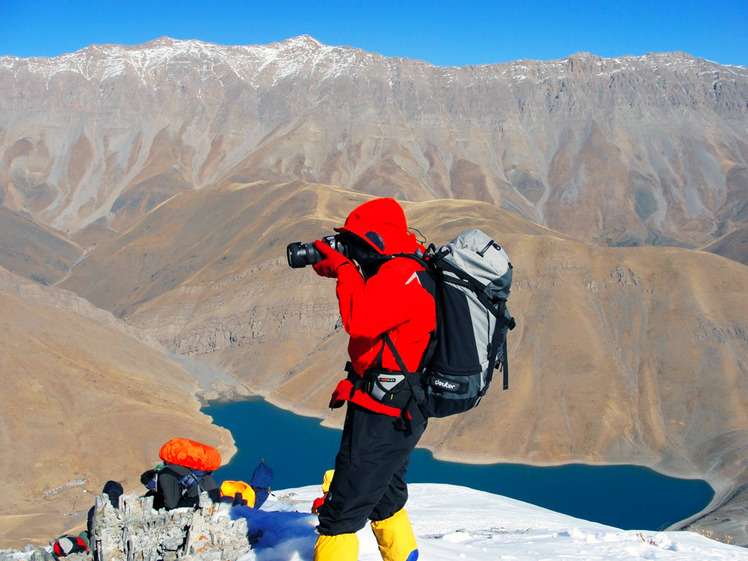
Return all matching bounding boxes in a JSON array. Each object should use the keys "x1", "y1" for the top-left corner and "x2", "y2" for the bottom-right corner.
[{"x1": 384, "y1": 229, "x2": 516, "y2": 419}]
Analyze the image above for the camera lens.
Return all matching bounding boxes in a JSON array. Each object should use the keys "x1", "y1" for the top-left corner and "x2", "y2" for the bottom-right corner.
[{"x1": 286, "y1": 242, "x2": 322, "y2": 268}]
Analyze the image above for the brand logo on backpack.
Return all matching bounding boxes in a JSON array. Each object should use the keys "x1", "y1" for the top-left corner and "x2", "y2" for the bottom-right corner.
[{"x1": 430, "y1": 377, "x2": 462, "y2": 392}]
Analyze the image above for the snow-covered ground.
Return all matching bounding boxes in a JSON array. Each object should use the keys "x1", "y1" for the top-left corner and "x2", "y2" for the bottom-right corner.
[{"x1": 233, "y1": 483, "x2": 746, "y2": 561}]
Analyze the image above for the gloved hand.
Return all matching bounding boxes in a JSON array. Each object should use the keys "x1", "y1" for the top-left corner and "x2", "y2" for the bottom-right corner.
[
  {"x1": 329, "y1": 379, "x2": 354, "y2": 409},
  {"x1": 312, "y1": 240, "x2": 353, "y2": 278},
  {"x1": 311, "y1": 495, "x2": 326, "y2": 514}
]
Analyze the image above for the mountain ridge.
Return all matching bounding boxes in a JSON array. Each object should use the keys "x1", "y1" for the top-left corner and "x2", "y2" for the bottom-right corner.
[
  {"x1": 1, "y1": 36, "x2": 746, "y2": 249},
  {"x1": 3, "y1": 35, "x2": 744, "y2": 76}
]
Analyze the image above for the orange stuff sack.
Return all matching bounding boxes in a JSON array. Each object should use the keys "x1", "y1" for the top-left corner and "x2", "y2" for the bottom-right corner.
[
  {"x1": 159, "y1": 438, "x2": 222, "y2": 472},
  {"x1": 220, "y1": 480, "x2": 255, "y2": 507}
]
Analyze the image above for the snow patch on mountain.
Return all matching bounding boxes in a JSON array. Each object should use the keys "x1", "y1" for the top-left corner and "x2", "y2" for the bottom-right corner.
[
  {"x1": 236, "y1": 483, "x2": 746, "y2": 561},
  {"x1": 4, "y1": 35, "x2": 743, "y2": 90}
]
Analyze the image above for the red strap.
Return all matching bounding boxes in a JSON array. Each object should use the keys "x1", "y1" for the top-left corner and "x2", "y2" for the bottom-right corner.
[
  {"x1": 312, "y1": 496, "x2": 326, "y2": 514},
  {"x1": 348, "y1": 389, "x2": 403, "y2": 416},
  {"x1": 329, "y1": 379, "x2": 402, "y2": 417}
]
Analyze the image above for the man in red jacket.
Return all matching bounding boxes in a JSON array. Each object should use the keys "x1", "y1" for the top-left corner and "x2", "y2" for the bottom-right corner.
[{"x1": 312, "y1": 198, "x2": 435, "y2": 561}]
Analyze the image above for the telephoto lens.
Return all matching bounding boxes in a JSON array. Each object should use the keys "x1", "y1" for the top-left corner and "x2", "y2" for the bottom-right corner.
[
  {"x1": 286, "y1": 235, "x2": 348, "y2": 268},
  {"x1": 286, "y1": 241, "x2": 322, "y2": 268}
]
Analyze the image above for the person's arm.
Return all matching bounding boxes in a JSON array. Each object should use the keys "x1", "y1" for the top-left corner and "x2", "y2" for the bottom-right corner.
[{"x1": 312, "y1": 242, "x2": 429, "y2": 339}]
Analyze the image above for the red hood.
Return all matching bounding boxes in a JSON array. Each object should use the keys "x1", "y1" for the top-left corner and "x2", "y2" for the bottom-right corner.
[{"x1": 335, "y1": 198, "x2": 418, "y2": 255}]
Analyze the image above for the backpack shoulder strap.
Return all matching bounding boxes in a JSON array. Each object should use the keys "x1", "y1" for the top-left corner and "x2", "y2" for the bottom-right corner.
[
  {"x1": 389, "y1": 251, "x2": 430, "y2": 270},
  {"x1": 381, "y1": 332, "x2": 427, "y2": 427},
  {"x1": 178, "y1": 469, "x2": 205, "y2": 497},
  {"x1": 433, "y1": 256, "x2": 504, "y2": 318},
  {"x1": 386, "y1": 250, "x2": 439, "y2": 372}
]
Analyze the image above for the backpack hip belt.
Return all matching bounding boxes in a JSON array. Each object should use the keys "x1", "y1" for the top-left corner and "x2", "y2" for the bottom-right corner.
[
  {"x1": 343, "y1": 361, "x2": 425, "y2": 430},
  {"x1": 345, "y1": 362, "x2": 412, "y2": 409},
  {"x1": 363, "y1": 368, "x2": 411, "y2": 409}
]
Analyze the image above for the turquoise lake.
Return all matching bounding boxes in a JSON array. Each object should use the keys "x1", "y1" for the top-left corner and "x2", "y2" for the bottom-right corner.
[{"x1": 204, "y1": 398, "x2": 713, "y2": 531}]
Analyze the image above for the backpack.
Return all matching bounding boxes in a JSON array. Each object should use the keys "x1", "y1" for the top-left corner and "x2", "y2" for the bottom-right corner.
[
  {"x1": 385, "y1": 229, "x2": 516, "y2": 418},
  {"x1": 177, "y1": 469, "x2": 208, "y2": 498},
  {"x1": 141, "y1": 464, "x2": 204, "y2": 497},
  {"x1": 52, "y1": 534, "x2": 87, "y2": 557}
]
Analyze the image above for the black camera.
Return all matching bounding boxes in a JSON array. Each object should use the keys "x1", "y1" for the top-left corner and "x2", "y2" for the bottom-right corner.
[{"x1": 286, "y1": 235, "x2": 349, "y2": 268}]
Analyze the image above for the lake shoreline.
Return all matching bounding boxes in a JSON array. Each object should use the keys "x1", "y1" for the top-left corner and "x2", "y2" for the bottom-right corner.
[
  {"x1": 280, "y1": 394, "x2": 744, "y2": 536},
  {"x1": 204, "y1": 394, "x2": 716, "y2": 533}
]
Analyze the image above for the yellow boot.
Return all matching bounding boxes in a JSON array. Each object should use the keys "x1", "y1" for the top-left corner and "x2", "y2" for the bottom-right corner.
[
  {"x1": 313, "y1": 533, "x2": 359, "y2": 561},
  {"x1": 370, "y1": 508, "x2": 419, "y2": 561}
]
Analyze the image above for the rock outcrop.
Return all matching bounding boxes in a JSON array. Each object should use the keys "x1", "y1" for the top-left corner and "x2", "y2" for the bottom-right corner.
[
  {"x1": 89, "y1": 493, "x2": 250, "y2": 561},
  {"x1": 0, "y1": 493, "x2": 253, "y2": 561}
]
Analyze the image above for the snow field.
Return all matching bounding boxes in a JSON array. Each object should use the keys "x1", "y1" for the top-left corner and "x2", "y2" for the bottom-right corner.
[{"x1": 232, "y1": 483, "x2": 747, "y2": 561}]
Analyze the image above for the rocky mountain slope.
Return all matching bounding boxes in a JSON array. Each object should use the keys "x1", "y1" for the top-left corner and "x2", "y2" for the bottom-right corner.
[
  {"x1": 2, "y1": 179, "x2": 746, "y2": 545},
  {"x1": 57, "y1": 181, "x2": 748, "y2": 544},
  {"x1": 1, "y1": 36, "x2": 746, "y2": 251},
  {"x1": 0, "y1": 206, "x2": 83, "y2": 284},
  {"x1": 701, "y1": 224, "x2": 748, "y2": 265},
  {"x1": 0, "y1": 267, "x2": 239, "y2": 548}
]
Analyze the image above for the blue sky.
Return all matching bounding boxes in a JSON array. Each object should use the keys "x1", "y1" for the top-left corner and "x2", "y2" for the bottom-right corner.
[{"x1": 1, "y1": 0, "x2": 745, "y2": 66}]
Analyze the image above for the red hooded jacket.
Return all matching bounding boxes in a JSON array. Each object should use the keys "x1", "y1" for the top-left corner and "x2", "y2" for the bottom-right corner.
[{"x1": 318, "y1": 198, "x2": 436, "y2": 416}]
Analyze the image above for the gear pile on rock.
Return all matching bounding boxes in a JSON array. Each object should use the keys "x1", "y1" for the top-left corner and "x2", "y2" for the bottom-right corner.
[{"x1": 0, "y1": 491, "x2": 252, "y2": 561}]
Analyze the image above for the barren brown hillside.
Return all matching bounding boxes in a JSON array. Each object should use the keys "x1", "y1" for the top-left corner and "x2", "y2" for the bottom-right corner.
[
  {"x1": 701, "y1": 225, "x2": 748, "y2": 266},
  {"x1": 0, "y1": 206, "x2": 83, "y2": 285},
  {"x1": 0, "y1": 268, "x2": 236, "y2": 549},
  {"x1": 60, "y1": 181, "x2": 748, "y2": 543}
]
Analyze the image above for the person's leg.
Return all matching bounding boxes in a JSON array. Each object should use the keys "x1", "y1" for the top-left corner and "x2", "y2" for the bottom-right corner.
[
  {"x1": 316, "y1": 406, "x2": 423, "y2": 533},
  {"x1": 369, "y1": 457, "x2": 410, "y2": 522},
  {"x1": 316, "y1": 405, "x2": 407, "y2": 560},
  {"x1": 368, "y1": 420, "x2": 426, "y2": 561}
]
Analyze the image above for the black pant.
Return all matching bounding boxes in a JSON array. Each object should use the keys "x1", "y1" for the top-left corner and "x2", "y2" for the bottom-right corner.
[{"x1": 317, "y1": 403, "x2": 427, "y2": 535}]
